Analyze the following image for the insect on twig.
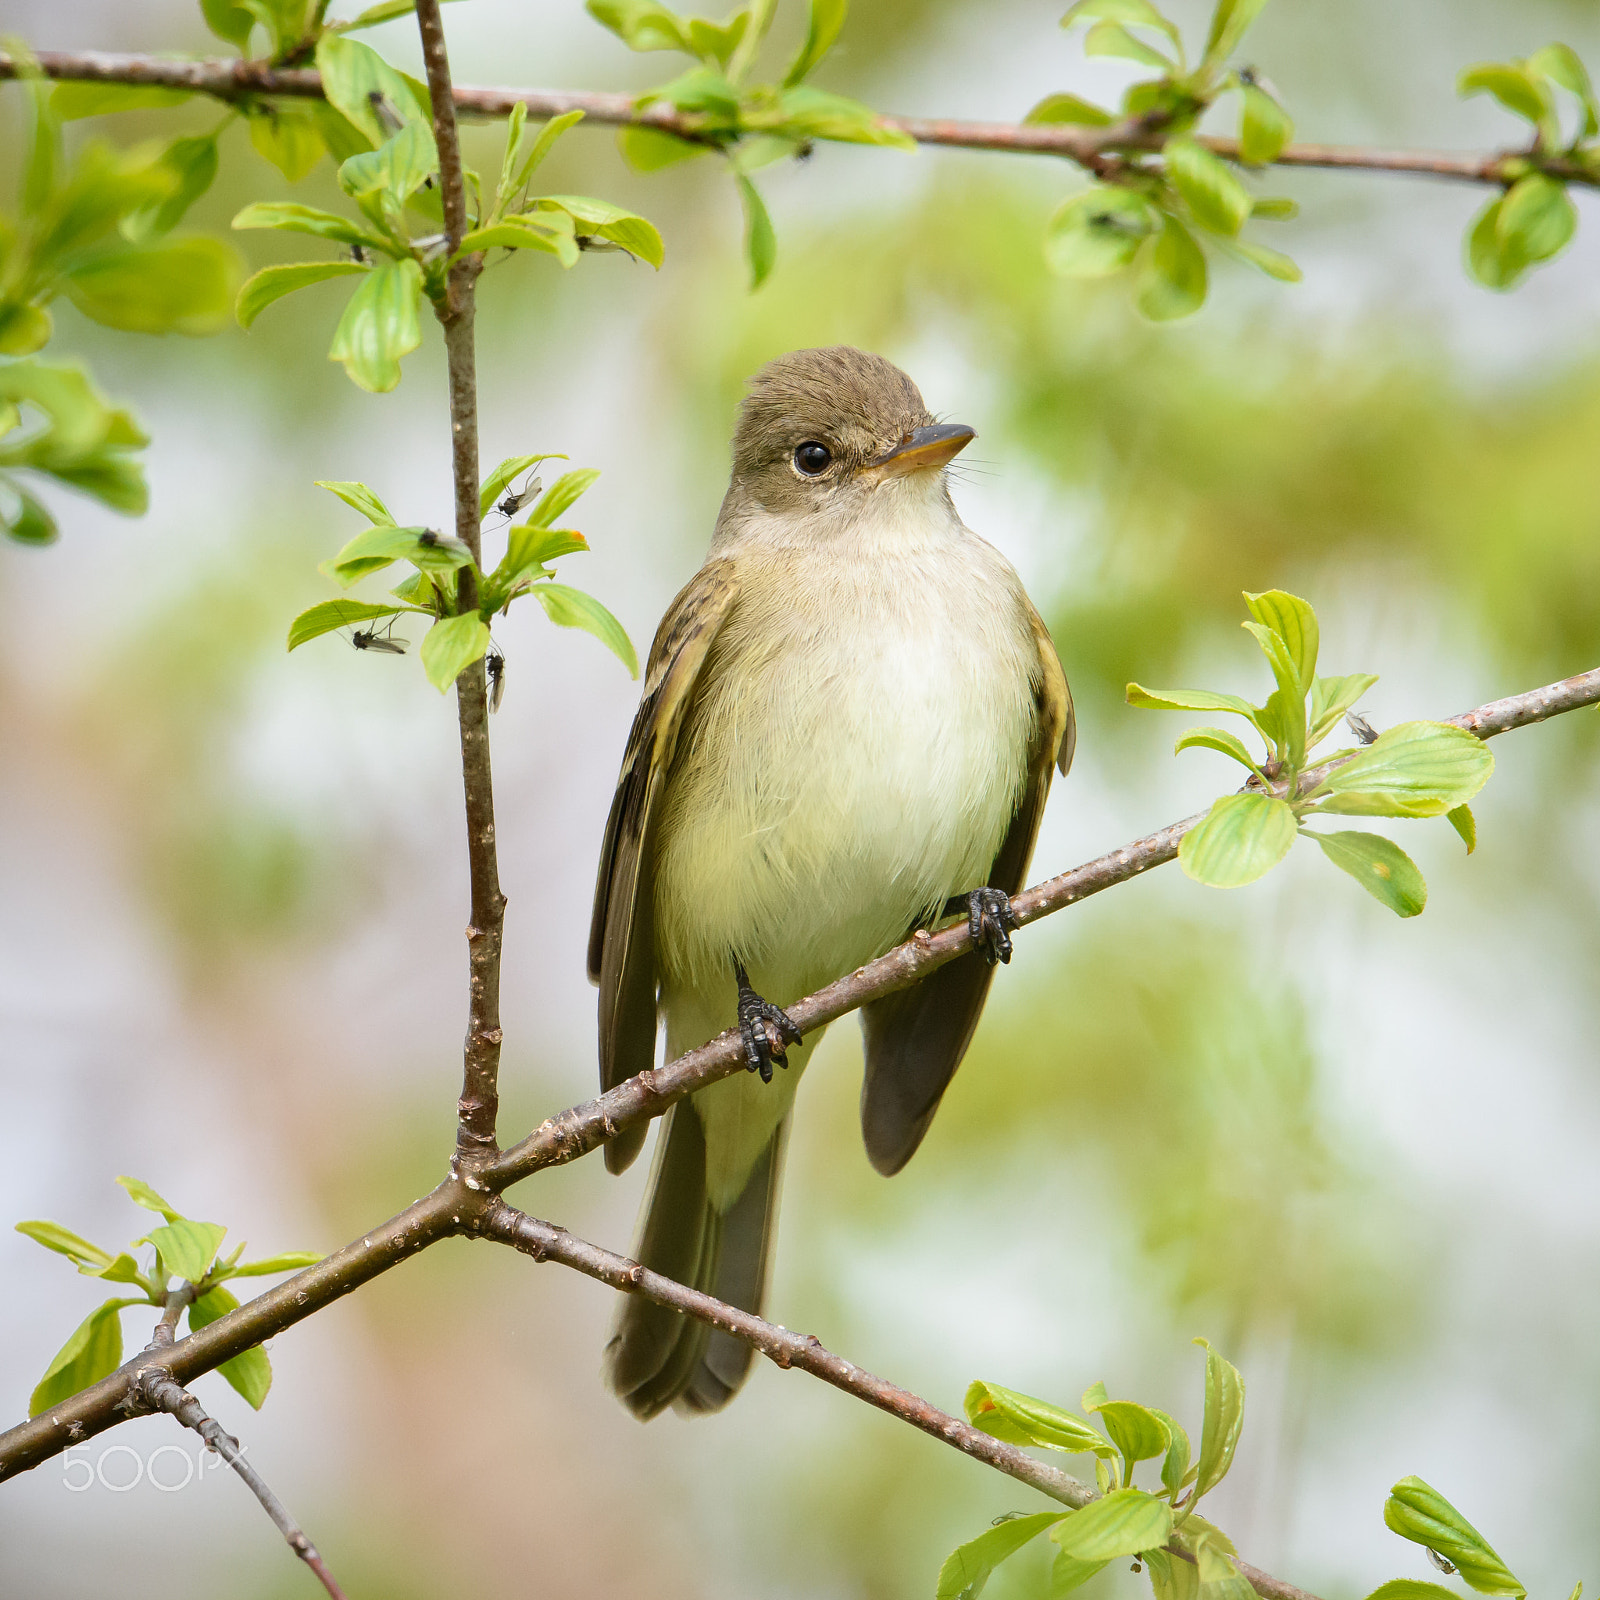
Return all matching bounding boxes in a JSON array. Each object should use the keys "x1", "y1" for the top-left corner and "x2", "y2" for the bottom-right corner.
[{"x1": 486, "y1": 640, "x2": 507, "y2": 712}]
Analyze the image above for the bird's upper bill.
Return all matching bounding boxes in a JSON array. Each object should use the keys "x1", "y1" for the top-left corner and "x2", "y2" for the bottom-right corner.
[{"x1": 868, "y1": 422, "x2": 976, "y2": 478}]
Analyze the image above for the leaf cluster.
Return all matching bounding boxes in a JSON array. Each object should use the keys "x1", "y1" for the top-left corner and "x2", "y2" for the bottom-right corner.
[
  {"x1": 16, "y1": 1176, "x2": 321, "y2": 1418},
  {"x1": 1127, "y1": 590, "x2": 1493, "y2": 916},
  {"x1": 939, "y1": 1339, "x2": 1248, "y2": 1600},
  {"x1": 287, "y1": 456, "x2": 637, "y2": 689},
  {"x1": 585, "y1": 0, "x2": 911, "y2": 286},
  {"x1": 1034, "y1": 0, "x2": 1299, "y2": 320},
  {"x1": 231, "y1": 37, "x2": 661, "y2": 391}
]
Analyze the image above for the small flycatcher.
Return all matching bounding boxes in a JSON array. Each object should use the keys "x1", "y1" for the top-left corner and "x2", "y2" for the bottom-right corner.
[{"x1": 589, "y1": 347, "x2": 1074, "y2": 1418}]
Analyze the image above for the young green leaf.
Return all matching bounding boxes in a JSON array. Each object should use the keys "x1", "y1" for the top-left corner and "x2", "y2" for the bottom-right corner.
[
  {"x1": 1174, "y1": 726, "x2": 1264, "y2": 774},
  {"x1": 236, "y1": 261, "x2": 368, "y2": 330},
  {"x1": 1144, "y1": 1550, "x2": 1199, "y2": 1600},
  {"x1": 1222, "y1": 236, "x2": 1302, "y2": 282},
  {"x1": 1136, "y1": 216, "x2": 1208, "y2": 320},
  {"x1": 1362, "y1": 1583, "x2": 1464, "y2": 1600},
  {"x1": 51, "y1": 82, "x2": 194, "y2": 119},
  {"x1": 785, "y1": 0, "x2": 849, "y2": 85},
  {"x1": 189, "y1": 1285, "x2": 273, "y2": 1409},
  {"x1": 1151, "y1": 1408, "x2": 1192, "y2": 1495},
  {"x1": 1193, "y1": 1337, "x2": 1245, "y2": 1498},
  {"x1": 316, "y1": 478, "x2": 395, "y2": 525},
  {"x1": 1446, "y1": 804, "x2": 1476, "y2": 853},
  {"x1": 1307, "y1": 672, "x2": 1379, "y2": 745},
  {"x1": 1466, "y1": 196, "x2": 1524, "y2": 291},
  {"x1": 735, "y1": 174, "x2": 777, "y2": 289},
  {"x1": 3, "y1": 487, "x2": 57, "y2": 543},
  {"x1": 63, "y1": 238, "x2": 238, "y2": 337},
  {"x1": 15, "y1": 1221, "x2": 116, "y2": 1273},
  {"x1": 1084, "y1": 20, "x2": 1174, "y2": 70},
  {"x1": 233, "y1": 200, "x2": 392, "y2": 252},
  {"x1": 587, "y1": 0, "x2": 691, "y2": 53},
  {"x1": 142, "y1": 1220, "x2": 228, "y2": 1283},
  {"x1": 1179, "y1": 794, "x2": 1296, "y2": 888},
  {"x1": 1458, "y1": 63, "x2": 1554, "y2": 133},
  {"x1": 1383, "y1": 1478, "x2": 1525, "y2": 1597},
  {"x1": 618, "y1": 124, "x2": 709, "y2": 171},
  {"x1": 511, "y1": 110, "x2": 586, "y2": 194},
  {"x1": 524, "y1": 466, "x2": 601, "y2": 528},
  {"x1": 965, "y1": 1379, "x2": 1115, "y2": 1455},
  {"x1": 480, "y1": 452, "x2": 565, "y2": 520},
  {"x1": 421, "y1": 612, "x2": 492, "y2": 691},
  {"x1": 459, "y1": 216, "x2": 580, "y2": 265},
  {"x1": 1239, "y1": 84, "x2": 1293, "y2": 163},
  {"x1": 1167, "y1": 139, "x2": 1252, "y2": 236},
  {"x1": 1044, "y1": 186, "x2": 1159, "y2": 278},
  {"x1": 326, "y1": 523, "x2": 472, "y2": 585},
  {"x1": 1127, "y1": 684, "x2": 1259, "y2": 719},
  {"x1": 1051, "y1": 1550, "x2": 1111, "y2": 1596},
  {"x1": 201, "y1": 0, "x2": 256, "y2": 51},
  {"x1": 248, "y1": 106, "x2": 325, "y2": 183},
  {"x1": 117, "y1": 1175, "x2": 183, "y2": 1221},
  {"x1": 338, "y1": 122, "x2": 440, "y2": 210},
  {"x1": 1495, "y1": 173, "x2": 1576, "y2": 267},
  {"x1": 536, "y1": 196, "x2": 665, "y2": 267},
  {"x1": 937, "y1": 1511, "x2": 1066, "y2": 1600},
  {"x1": 1025, "y1": 92, "x2": 1114, "y2": 126},
  {"x1": 1085, "y1": 1396, "x2": 1172, "y2": 1485},
  {"x1": 29, "y1": 1299, "x2": 137, "y2": 1417},
  {"x1": 1243, "y1": 589, "x2": 1318, "y2": 689},
  {"x1": 1203, "y1": 0, "x2": 1271, "y2": 67},
  {"x1": 1052, "y1": 1489, "x2": 1173, "y2": 1560},
  {"x1": 1306, "y1": 829, "x2": 1426, "y2": 916},
  {"x1": 1528, "y1": 42, "x2": 1599, "y2": 137},
  {"x1": 1308, "y1": 721, "x2": 1494, "y2": 816},
  {"x1": 531, "y1": 584, "x2": 639, "y2": 677},
  {"x1": 315, "y1": 33, "x2": 429, "y2": 149},
  {"x1": 287, "y1": 599, "x2": 408, "y2": 650},
  {"x1": 125, "y1": 134, "x2": 219, "y2": 240},
  {"x1": 228, "y1": 1250, "x2": 323, "y2": 1277},
  {"x1": 328, "y1": 257, "x2": 423, "y2": 393}
]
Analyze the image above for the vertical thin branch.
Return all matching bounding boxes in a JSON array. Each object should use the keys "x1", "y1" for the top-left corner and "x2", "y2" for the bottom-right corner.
[{"x1": 415, "y1": 0, "x2": 504, "y2": 1161}]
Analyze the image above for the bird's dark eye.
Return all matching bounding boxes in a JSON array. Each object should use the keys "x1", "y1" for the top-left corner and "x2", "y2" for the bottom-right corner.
[{"x1": 793, "y1": 441, "x2": 832, "y2": 476}]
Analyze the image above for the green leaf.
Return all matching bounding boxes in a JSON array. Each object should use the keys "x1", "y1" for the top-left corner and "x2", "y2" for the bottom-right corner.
[
  {"x1": 525, "y1": 466, "x2": 600, "y2": 528},
  {"x1": 1167, "y1": 139, "x2": 1251, "y2": 235},
  {"x1": 1193, "y1": 1337, "x2": 1245, "y2": 1498},
  {"x1": 236, "y1": 261, "x2": 368, "y2": 330},
  {"x1": 1308, "y1": 721, "x2": 1494, "y2": 816},
  {"x1": 587, "y1": 0, "x2": 691, "y2": 53},
  {"x1": 512, "y1": 110, "x2": 586, "y2": 193},
  {"x1": 3, "y1": 486, "x2": 57, "y2": 544},
  {"x1": 124, "y1": 135, "x2": 219, "y2": 240},
  {"x1": 1384, "y1": 1478, "x2": 1525, "y2": 1597},
  {"x1": 1528, "y1": 42, "x2": 1599, "y2": 137},
  {"x1": 325, "y1": 522, "x2": 472, "y2": 585},
  {"x1": 315, "y1": 33, "x2": 429, "y2": 148},
  {"x1": 1026, "y1": 93, "x2": 1114, "y2": 126},
  {"x1": 328, "y1": 257, "x2": 423, "y2": 393},
  {"x1": 459, "y1": 215, "x2": 580, "y2": 265},
  {"x1": 1446, "y1": 804, "x2": 1476, "y2": 854},
  {"x1": 1180, "y1": 1516, "x2": 1240, "y2": 1583},
  {"x1": 1243, "y1": 588, "x2": 1317, "y2": 690},
  {"x1": 1083, "y1": 1394, "x2": 1171, "y2": 1484},
  {"x1": 0, "y1": 301, "x2": 53, "y2": 357},
  {"x1": 1127, "y1": 683, "x2": 1260, "y2": 719},
  {"x1": 316, "y1": 478, "x2": 395, "y2": 524},
  {"x1": 117, "y1": 1175, "x2": 183, "y2": 1221},
  {"x1": 338, "y1": 122, "x2": 439, "y2": 208},
  {"x1": 1458, "y1": 63, "x2": 1553, "y2": 130},
  {"x1": 1084, "y1": 21, "x2": 1173, "y2": 71},
  {"x1": 189, "y1": 1285, "x2": 272, "y2": 1409},
  {"x1": 1136, "y1": 216, "x2": 1208, "y2": 320},
  {"x1": 937, "y1": 1512, "x2": 1066, "y2": 1600},
  {"x1": 287, "y1": 598, "x2": 407, "y2": 649},
  {"x1": 1063, "y1": 0, "x2": 1182, "y2": 51},
  {"x1": 1050, "y1": 1550, "x2": 1110, "y2": 1596},
  {"x1": 29, "y1": 1299, "x2": 136, "y2": 1417},
  {"x1": 1173, "y1": 726, "x2": 1263, "y2": 773},
  {"x1": 63, "y1": 238, "x2": 237, "y2": 336},
  {"x1": 619, "y1": 124, "x2": 711, "y2": 171},
  {"x1": 142, "y1": 1220, "x2": 227, "y2": 1283},
  {"x1": 1044, "y1": 186, "x2": 1159, "y2": 278},
  {"x1": 1251, "y1": 195, "x2": 1298, "y2": 219},
  {"x1": 480, "y1": 453, "x2": 564, "y2": 519},
  {"x1": 232, "y1": 200, "x2": 391, "y2": 251},
  {"x1": 531, "y1": 584, "x2": 639, "y2": 677},
  {"x1": 785, "y1": 0, "x2": 849, "y2": 85},
  {"x1": 1222, "y1": 236, "x2": 1301, "y2": 282},
  {"x1": 1241, "y1": 621, "x2": 1304, "y2": 764},
  {"x1": 248, "y1": 105, "x2": 325, "y2": 183},
  {"x1": 1362, "y1": 1583, "x2": 1464, "y2": 1600},
  {"x1": 1179, "y1": 794, "x2": 1295, "y2": 888},
  {"x1": 1496, "y1": 173, "x2": 1576, "y2": 266},
  {"x1": 228, "y1": 1250, "x2": 322, "y2": 1277},
  {"x1": 201, "y1": 0, "x2": 257, "y2": 50},
  {"x1": 51, "y1": 82, "x2": 194, "y2": 119},
  {"x1": 1202, "y1": 0, "x2": 1270, "y2": 65},
  {"x1": 1308, "y1": 672, "x2": 1379, "y2": 745},
  {"x1": 1306, "y1": 829, "x2": 1427, "y2": 918},
  {"x1": 491, "y1": 525, "x2": 590, "y2": 600},
  {"x1": 965, "y1": 1380, "x2": 1115, "y2": 1456},
  {"x1": 1146, "y1": 1551, "x2": 1199, "y2": 1600},
  {"x1": 421, "y1": 611, "x2": 492, "y2": 691},
  {"x1": 1052, "y1": 1489, "x2": 1172, "y2": 1560},
  {"x1": 536, "y1": 196, "x2": 664, "y2": 267},
  {"x1": 772, "y1": 85, "x2": 916, "y2": 149},
  {"x1": 735, "y1": 173, "x2": 777, "y2": 289},
  {"x1": 1239, "y1": 84, "x2": 1293, "y2": 163},
  {"x1": 15, "y1": 1221, "x2": 116, "y2": 1273},
  {"x1": 1151, "y1": 1408, "x2": 1191, "y2": 1495}
]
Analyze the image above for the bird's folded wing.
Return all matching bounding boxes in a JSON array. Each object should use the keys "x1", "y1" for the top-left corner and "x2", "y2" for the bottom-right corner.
[{"x1": 589, "y1": 558, "x2": 740, "y2": 1168}]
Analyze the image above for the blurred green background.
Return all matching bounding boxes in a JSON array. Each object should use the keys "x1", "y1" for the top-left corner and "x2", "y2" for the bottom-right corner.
[{"x1": 2, "y1": 2, "x2": 1599, "y2": 1597}]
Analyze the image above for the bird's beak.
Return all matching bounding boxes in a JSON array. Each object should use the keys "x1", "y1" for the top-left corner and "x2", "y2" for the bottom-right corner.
[{"x1": 869, "y1": 422, "x2": 976, "y2": 477}]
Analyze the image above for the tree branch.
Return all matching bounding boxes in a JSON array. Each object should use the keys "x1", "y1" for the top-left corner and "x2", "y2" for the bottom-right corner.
[
  {"x1": 411, "y1": 1, "x2": 503, "y2": 1163},
  {"x1": 137, "y1": 1369, "x2": 348, "y2": 1600},
  {"x1": 2, "y1": 667, "x2": 1594, "y2": 1484},
  {"x1": 3, "y1": 49, "x2": 1593, "y2": 188}
]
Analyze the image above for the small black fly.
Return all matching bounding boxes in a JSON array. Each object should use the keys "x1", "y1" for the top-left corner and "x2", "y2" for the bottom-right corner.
[
  {"x1": 486, "y1": 642, "x2": 506, "y2": 712},
  {"x1": 351, "y1": 617, "x2": 407, "y2": 655}
]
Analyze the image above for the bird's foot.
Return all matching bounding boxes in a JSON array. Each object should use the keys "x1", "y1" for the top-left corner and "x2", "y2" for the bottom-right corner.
[
  {"x1": 733, "y1": 959, "x2": 802, "y2": 1084},
  {"x1": 967, "y1": 886, "x2": 1017, "y2": 966}
]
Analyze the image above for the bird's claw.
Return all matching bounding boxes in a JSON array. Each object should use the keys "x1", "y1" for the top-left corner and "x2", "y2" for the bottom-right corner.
[
  {"x1": 968, "y1": 886, "x2": 1017, "y2": 966},
  {"x1": 733, "y1": 959, "x2": 802, "y2": 1084}
]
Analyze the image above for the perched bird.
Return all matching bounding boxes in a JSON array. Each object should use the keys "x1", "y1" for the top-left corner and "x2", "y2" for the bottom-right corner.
[{"x1": 589, "y1": 347, "x2": 1074, "y2": 1419}]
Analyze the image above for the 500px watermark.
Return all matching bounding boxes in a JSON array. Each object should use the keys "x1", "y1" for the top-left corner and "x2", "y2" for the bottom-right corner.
[{"x1": 61, "y1": 1441, "x2": 242, "y2": 1492}]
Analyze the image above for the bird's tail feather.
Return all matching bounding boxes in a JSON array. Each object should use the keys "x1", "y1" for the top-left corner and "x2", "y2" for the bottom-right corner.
[{"x1": 605, "y1": 1101, "x2": 787, "y2": 1419}]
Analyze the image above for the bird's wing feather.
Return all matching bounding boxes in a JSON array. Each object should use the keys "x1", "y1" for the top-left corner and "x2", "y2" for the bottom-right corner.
[
  {"x1": 589, "y1": 558, "x2": 739, "y2": 1172},
  {"x1": 859, "y1": 607, "x2": 1071, "y2": 1176}
]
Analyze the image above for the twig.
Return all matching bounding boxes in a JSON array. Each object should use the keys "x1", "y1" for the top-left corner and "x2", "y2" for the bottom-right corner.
[
  {"x1": 145, "y1": 1284, "x2": 195, "y2": 1350},
  {"x1": 137, "y1": 1370, "x2": 348, "y2": 1600},
  {"x1": 411, "y1": 0, "x2": 504, "y2": 1162},
  {"x1": 2, "y1": 667, "x2": 1595, "y2": 1480},
  {"x1": 3, "y1": 49, "x2": 1594, "y2": 188}
]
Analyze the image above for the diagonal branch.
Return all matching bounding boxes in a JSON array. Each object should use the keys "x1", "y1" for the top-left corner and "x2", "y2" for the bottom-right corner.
[
  {"x1": 2, "y1": 49, "x2": 1594, "y2": 187},
  {"x1": 2, "y1": 667, "x2": 1595, "y2": 1482},
  {"x1": 137, "y1": 1369, "x2": 348, "y2": 1600}
]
